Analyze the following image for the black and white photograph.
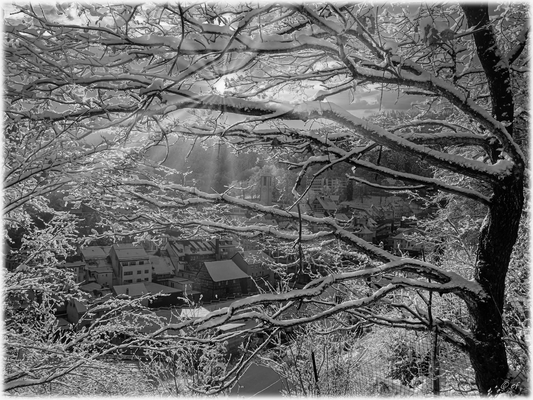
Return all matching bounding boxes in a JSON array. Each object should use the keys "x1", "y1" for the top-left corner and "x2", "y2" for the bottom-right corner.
[{"x1": 3, "y1": 2, "x2": 529, "y2": 396}]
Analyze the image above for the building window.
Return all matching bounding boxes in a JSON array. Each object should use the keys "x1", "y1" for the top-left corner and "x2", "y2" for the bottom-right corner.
[
  {"x1": 145, "y1": 278, "x2": 149, "y2": 281},
  {"x1": 137, "y1": 270, "x2": 142, "y2": 274},
  {"x1": 144, "y1": 270, "x2": 149, "y2": 274},
  {"x1": 124, "y1": 271, "x2": 133, "y2": 276},
  {"x1": 137, "y1": 279, "x2": 142, "y2": 282},
  {"x1": 139, "y1": 261, "x2": 144, "y2": 265},
  {"x1": 123, "y1": 279, "x2": 132, "y2": 284}
]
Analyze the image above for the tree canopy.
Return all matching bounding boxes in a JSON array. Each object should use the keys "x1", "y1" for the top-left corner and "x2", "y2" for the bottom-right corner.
[{"x1": 4, "y1": 2, "x2": 529, "y2": 395}]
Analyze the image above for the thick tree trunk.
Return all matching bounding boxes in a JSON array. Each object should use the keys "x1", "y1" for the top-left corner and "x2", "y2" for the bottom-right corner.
[
  {"x1": 461, "y1": 4, "x2": 514, "y2": 133},
  {"x1": 466, "y1": 174, "x2": 524, "y2": 394},
  {"x1": 459, "y1": 4, "x2": 525, "y2": 393}
]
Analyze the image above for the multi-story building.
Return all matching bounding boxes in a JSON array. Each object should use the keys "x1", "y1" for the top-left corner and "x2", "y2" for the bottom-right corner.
[
  {"x1": 80, "y1": 246, "x2": 114, "y2": 288},
  {"x1": 165, "y1": 237, "x2": 238, "y2": 273},
  {"x1": 310, "y1": 196, "x2": 338, "y2": 215},
  {"x1": 165, "y1": 239, "x2": 216, "y2": 272},
  {"x1": 308, "y1": 177, "x2": 347, "y2": 197},
  {"x1": 232, "y1": 250, "x2": 275, "y2": 291},
  {"x1": 109, "y1": 244, "x2": 152, "y2": 285},
  {"x1": 214, "y1": 238, "x2": 238, "y2": 260}
]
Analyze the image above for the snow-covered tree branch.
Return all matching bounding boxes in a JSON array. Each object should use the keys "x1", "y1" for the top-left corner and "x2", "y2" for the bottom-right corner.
[{"x1": 4, "y1": 2, "x2": 529, "y2": 395}]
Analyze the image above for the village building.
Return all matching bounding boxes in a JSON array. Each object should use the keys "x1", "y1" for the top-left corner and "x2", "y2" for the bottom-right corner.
[
  {"x1": 85, "y1": 264, "x2": 113, "y2": 288},
  {"x1": 307, "y1": 176, "x2": 346, "y2": 197},
  {"x1": 145, "y1": 282, "x2": 185, "y2": 308},
  {"x1": 112, "y1": 281, "x2": 192, "y2": 308},
  {"x1": 66, "y1": 298, "x2": 89, "y2": 326},
  {"x1": 161, "y1": 276, "x2": 194, "y2": 292},
  {"x1": 335, "y1": 212, "x2": 351, "y2": 224},
  {"x1": 232, "y1": 250, "x2": 275, "y2": 291},
  {"x1": 158, "y1": 277, "x2": 202, "y2": 304},
  {"x1": 277, "y1": 220, "x2": 299, "y2": 231},
  {"x1": 195, "y1": 260, "x2": 251, "y2": 302},
  {"x1": 390, "y1": 228, "x2": 427, "y2": 256},
  {"x1": 310, "y1": 196, "x2": 338, "y2": 215},
  {"x1": 58, "y1": 260, "x2": 86, "y2": 283},
  {"x1": 353, "y1": 225, "x2": 376, "y2": 242},
  {"x1": 259, "y1": 175, "x2": 273, "y2": 206},
  {"x1": 109, "y1": 244, "x2": 152, "y2": 285},
  {"x1": 150, "y1": 254, "x2": 175, "y2": 282},
  {"x1": 80, "y1": 246, "x2": 109, "y2": 264},
  {"x1": 79, "y1": 281, "x2": 102, "y2": 296},
  {"x1": 80, "y1": 246, "x2": 114, "y2": 287},
  {"x1": 164, "y1": 237, "x2": 238, "y2": 273},
  {"x1": 113, "y1": 282, "x2": 148, "y2": 299}
]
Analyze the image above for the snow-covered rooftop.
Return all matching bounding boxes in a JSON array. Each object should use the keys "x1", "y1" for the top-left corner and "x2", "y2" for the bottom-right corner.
[
  {"x1": 81, "y1": 246, "x2": 108, "y2": 260},
  {"x1": 240, "y1": 250, "x2": 274, "y2": 265},
  {"x1": 204, "y1": 260, "x2": 250, "y2": 282},
  {"x1": 112, "y1": 244, "x2": 149, "y2": 260},
  {"x1": 113, "y1": 283, "x2": 148, "y2": 297},
  {"x1": 150, "y1": 255, "x2": 174, "y2": 276}
]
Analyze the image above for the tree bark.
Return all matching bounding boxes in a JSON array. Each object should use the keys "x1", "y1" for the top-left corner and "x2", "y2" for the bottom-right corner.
[
  {"x1": 460, "y1": 4, "x2": 525, "y2": 394},
  {"x1": 466, "y1": 173, "x2": 524, "y2": 394},
  {"x1": 461, "y1": 4, "x2": 514, "y2": 134}
]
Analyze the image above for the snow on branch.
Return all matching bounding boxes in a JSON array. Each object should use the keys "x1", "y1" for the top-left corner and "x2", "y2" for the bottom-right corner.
[
  {"x1": 311, "y1": 80, "x2": 355, "y2": 101},
  {"x1": 348, "y1": 176, "x2": 426, "y2": 191},
  {"x1": 395, "y1": 131, "x2": 490, "y2": 151},
  {"x1": 337, "y1": 52, "x2": 526, "y2": 165},
  {"x1": 303, "y1": 103, "x2": 513, "y2": 183},
  {"x1": 151, "y1": 258, "x2": 483, "y2": 337},
  {"x1": 282, "y1": 137, "x2": 491, "y2": 205},
  {"x1": 347, "y1": 174, "x2": 490, "y2": 205},
  {"x1": 353, "y1": 307, "x2": 470, "y2": 350},
  {"x1": 130, "y1": 94, "x2": 514, "y2": 183},
  {"x1": 293, "y1": 5, "x2": 344, "y2": 36},
  {"x1": 390, "y1": 120, "x2": 462, "y2": 134},
  {"x1": 123, "y1": 179, "x2": 394, "y2": 262},
  {"x1": 506, "y1": 25, "x2": 529, "y2": 65}
]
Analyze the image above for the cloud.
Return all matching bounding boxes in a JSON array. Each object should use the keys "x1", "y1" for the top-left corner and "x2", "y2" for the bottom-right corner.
[
  {"x1": 380, "y1": 90, "x2": 425, "y2": 110},
  {"x1": 330, "y1": 88, "x2": 426, "y2": 112},
  {"x1": 344, "y1": 99, "x2": 380, "y2": 110}
]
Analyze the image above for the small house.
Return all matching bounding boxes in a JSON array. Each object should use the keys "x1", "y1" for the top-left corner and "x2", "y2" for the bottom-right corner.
[
  {"x1": 353, "y1": 225, "x2": 375, "y2": 242},
  {"x1": 66, "y1": 298, "x2": 88, "y2": 326},
  {"x1": 197, "y1": 260, "x2": 251, "y2": 302},
  {"x1": 151, "y1": 255, "x2": 175, "y2": 282},
  {"x1": 391, "y1": 228, "x2": 426, "y2": 256}
]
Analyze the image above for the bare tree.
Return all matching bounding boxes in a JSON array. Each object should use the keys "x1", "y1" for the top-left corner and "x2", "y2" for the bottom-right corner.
[{"x1": 4, "y1": 2, "x2": 529, "y2": 394}]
